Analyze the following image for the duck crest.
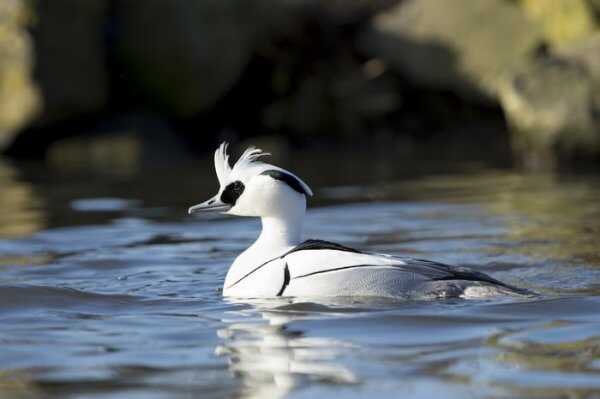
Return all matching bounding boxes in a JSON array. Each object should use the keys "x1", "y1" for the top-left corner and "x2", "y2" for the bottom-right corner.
[
  {"x1": 213, "y1": 142, "x2": 271, "y2": 186},
  {"x1": 213, "y1": 142, "x2": 231, "y2": 186}
]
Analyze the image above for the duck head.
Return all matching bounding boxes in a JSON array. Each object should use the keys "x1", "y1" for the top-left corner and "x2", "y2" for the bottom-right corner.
[{"x1": 188, "y1": 143, "x2": 313, "y2": 218}]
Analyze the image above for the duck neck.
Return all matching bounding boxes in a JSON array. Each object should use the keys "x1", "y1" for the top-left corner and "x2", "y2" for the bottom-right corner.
[
  {"x1": 223, "y1": 209, "x2": 305, "y2": 293},
  {"x1": 224, "y1": 200, "x2": 306, "y2": 292},
  {"x1": 255, "y1": 211, "x2": 304, "y2": 252}
]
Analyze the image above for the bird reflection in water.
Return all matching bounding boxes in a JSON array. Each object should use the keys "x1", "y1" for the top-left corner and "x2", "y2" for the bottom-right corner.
[{"x1": 215, "y1": 298, "x2": 360, "y2": 399}]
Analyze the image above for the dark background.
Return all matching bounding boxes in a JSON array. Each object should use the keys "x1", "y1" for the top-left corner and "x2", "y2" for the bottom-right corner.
[{"x1": 1, "y1": 0, "x2": 600, "y2": 169}]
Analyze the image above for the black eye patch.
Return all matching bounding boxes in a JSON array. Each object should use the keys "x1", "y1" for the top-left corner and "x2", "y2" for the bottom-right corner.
[
  {"x1": 260, "y1": 170, "x2": 310, "y2": 196},
  {"x1": 221, "y1": 181, "x2": 245, "y2": 205}
]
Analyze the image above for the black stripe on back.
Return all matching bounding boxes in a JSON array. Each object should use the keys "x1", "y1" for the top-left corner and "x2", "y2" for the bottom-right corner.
[
  {"x1": 292, "y1": 264, "x2": 386, "y2": 279},
  {"x1": 283, "y1": 239, "x2": 363, "y2": 256}
]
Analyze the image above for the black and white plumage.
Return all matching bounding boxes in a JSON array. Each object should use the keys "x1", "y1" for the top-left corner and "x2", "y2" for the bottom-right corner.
[
  {"x1": 221, "y1": 239, "x2": 530, "y2": 298},
  {"x1": 189, "y1": 143, "x2": 530, "y2": 299}
]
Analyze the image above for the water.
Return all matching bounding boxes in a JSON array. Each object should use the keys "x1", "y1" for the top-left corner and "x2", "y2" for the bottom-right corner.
[{"x1": 1, "y1": 148, "x2": 600, "y2": 399}]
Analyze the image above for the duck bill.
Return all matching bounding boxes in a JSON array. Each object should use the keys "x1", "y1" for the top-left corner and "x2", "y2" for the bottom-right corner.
[{"x1": 188, "y1": 196, "x2": 231, "y2": 214}]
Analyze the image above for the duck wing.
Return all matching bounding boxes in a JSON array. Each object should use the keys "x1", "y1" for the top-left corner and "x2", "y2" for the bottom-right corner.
[{"x1": 280, "y1": 240, "x2": 529, "y2": 297}]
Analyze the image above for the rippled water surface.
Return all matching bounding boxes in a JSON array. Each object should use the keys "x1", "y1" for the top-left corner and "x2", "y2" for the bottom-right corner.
[{"x1": 1, "y1": 150, "x2": 600, "y2": 399}]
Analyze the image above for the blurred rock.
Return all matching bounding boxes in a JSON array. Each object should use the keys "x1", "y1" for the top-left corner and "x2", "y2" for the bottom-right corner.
[
  {"x1": 358, "y1": 0, "x2": 542, "y2": 101},
  {"x1": 499, "y1": 33, "x2": 600, "y2": 165},
  {"x1": 0, "y1": 0, "x2": 39, "y2": 151},
  {"x1": 263, "y1": 58, "x2": 401, "y2": 138},
  {"x1": 5, "y1": 0, "x2": 600, "y2": 167},
  {"x1": 498, "y1": 55, "x2": 599, "y2": 166},
  {"x1": 115, "y1": 0, "x2": 399, "y2": 120},
  {"x1": 588, "y1": 0, "x2": 600, "y2": 16},
  {"x1": 557, "y1": 33, "x2": 600, "y2": 83},
  {"x1": 32, "y1": 0, "x2": 110, "y2": 125},
  {"x1": 116, "y1": 0, "x2": 267, "y2": 118},
  {"x1": 520, "y1": 0, "x2": 596, "y2": 48}
]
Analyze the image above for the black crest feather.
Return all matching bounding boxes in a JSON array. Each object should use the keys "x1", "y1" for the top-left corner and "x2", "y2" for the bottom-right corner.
[{"x1": 260, "y1": 170, "x2": 311, "y2": 196}]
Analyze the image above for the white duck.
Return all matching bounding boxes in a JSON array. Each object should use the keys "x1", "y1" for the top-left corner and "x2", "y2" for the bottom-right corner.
[{"x1": 189, "y1": 143, "x2": 530, "y2": 299}]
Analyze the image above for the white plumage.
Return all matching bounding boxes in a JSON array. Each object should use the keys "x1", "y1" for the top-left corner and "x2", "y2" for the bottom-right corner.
[{"x1": 189, "y1": 143, "x2": 530, "y2": 299}]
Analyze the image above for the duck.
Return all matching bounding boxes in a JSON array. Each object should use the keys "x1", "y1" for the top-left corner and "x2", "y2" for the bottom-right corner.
[{"x1": 188, "y1": 142, "x2": 531, "y2": 299}]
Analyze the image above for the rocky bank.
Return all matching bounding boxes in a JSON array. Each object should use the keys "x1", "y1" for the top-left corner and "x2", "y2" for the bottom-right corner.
[{"x1": 2, "y1": 0, "x2": 600, "y2": 166}]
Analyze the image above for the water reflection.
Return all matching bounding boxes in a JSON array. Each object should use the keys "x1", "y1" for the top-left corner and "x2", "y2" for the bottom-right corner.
[
  {"x1": 443, "y1": 298, "x2": 600, "y2": 398},
  {"x1": 2, "y1": 147, "x2": 600, "y2": 398},
  {"x1": 0, "y1": 160, "x2": 44, "y2": 239},
  {"x1": 493, "y1": 321, "x2": 600, "y2": 398},
  {"x1": 46, "y1": 132, "x2": 141, "y2": 178},
  {"x1": 0, "y1": 370, "x2": 40, "y2": 399},
  {"x1": 217, "y1": 300, "x2": 359, "y2": 399},
  {"x1": 472, "y1": 173, "x2": 600, "y2": 265},
  {"x1": 217, "y1": 297, "x2": 600, "y2": 399},
  {"x1": 331, "y1": 172, "x2": 600, "y2": 266}
]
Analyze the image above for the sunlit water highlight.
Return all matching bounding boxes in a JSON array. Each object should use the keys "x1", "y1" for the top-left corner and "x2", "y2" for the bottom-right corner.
[{"x1": 1, "y1": 155, "x2": 600, "y2": 399}]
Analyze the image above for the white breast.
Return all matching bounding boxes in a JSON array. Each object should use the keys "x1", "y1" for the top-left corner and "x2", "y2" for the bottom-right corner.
[{"x1": 222, "y1": 256, "x2": 287, "y2": 297}]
